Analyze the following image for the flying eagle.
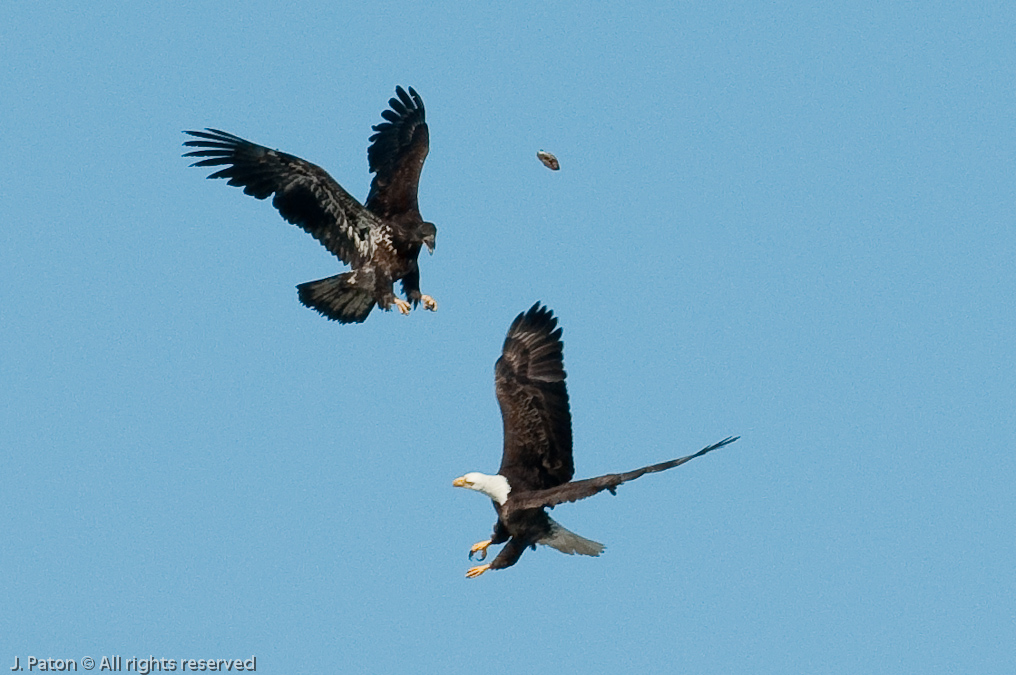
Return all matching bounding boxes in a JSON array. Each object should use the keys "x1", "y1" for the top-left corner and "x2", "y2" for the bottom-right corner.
[
  {"x1": 183, "y1": 86, "x2": 436, "y2": 323},
  {"x1": 453, "y1": 303, "x2": 738, "y2": 578}
]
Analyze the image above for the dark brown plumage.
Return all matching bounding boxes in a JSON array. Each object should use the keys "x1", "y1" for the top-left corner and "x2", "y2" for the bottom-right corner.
[
  {"x1": 508, "y1": 438, "x2": 739, "y2": 511},
  {"x1": 453, "y1": 302, "x2": 738, "y2": 577},
  {"x1": 183, "y1": 86, "x2": 437, "y2": 323},
  {"x1": 496, "y1": 304, "x2": 574, "y2": 492}
]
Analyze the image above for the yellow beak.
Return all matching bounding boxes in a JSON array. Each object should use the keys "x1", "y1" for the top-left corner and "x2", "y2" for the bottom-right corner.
[{"x1": 452, "y1": 476, "x2": 468, "y2": 488}]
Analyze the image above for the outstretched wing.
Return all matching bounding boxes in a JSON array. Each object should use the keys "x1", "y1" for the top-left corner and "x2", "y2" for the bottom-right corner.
[
  {"x1": 184, "y1": 129, "x2": 378, "y2": 266},
  {"x1": 510, "y1": 436, "x2": 740, "y2": 511},
  {"x1": 365, "y1": 86, "x2": 429, "y2": 219},
  {"x1": 496, "y1": 303, "x2": 574, "y2": 491}
]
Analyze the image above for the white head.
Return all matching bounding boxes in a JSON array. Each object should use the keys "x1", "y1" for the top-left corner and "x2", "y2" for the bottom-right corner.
[{"x1": 452, "y1": 472, "x2": 511, "y2": 505}]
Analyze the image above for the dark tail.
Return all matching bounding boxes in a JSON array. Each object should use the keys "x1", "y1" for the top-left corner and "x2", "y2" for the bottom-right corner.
[{"x1": 297, "y1": 273, "x2": 376, "y2": 324}]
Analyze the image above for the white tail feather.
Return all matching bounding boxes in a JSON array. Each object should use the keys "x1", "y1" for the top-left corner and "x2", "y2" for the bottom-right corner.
[{"x1": 540, "y1": 518, "x2": 605, "y2": 557}]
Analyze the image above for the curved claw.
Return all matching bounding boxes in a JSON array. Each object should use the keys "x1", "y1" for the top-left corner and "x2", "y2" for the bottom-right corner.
[
  {"x1": 466, "y1": 564, "x2": 491, "y2": 579},
  {"x1": 469, "y1": 539, "x2": 491, "y2": 562},
  {"x1": 393, "y1": 298, "x2": 411, "y2": 315},
  {"x1": 421, "y1": 294, "x2": 437, "y2": 312}
]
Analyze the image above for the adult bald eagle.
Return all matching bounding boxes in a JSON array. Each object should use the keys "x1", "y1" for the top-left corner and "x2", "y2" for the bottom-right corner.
[
  {"x1": 453, "y1": 303, "x2": 738, "y2": 577},
  {"x1": 183, "y1": 86, "x2": 436, "y2": 323}
]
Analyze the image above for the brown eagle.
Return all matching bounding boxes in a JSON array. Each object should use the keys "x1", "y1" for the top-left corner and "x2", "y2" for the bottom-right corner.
[
  {"x1": 453, "y1": 303, "x2": 738, "y2": 577},
  {"x1": 183, "y1": 86, "x2": 436, "y2": 323}
]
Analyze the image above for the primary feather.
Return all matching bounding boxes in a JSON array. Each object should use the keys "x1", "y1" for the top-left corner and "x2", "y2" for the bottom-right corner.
[{"x1": 183, "y1": 128, "x2": 377, "y2": 266}]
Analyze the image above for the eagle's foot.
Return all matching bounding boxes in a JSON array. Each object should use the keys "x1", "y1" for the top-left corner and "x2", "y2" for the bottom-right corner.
[
  {"x1": 465, "y1": 564, "x2": 491, "y2": 579},
  {"x1": 469, "y1": 539, "x2": 491, "y2": 562},
  {"x1": 393, "y1": 298, "x2": 411, "y2": 315},
  {"x1": 421, "y1": 294, "x2": 437, "y2": 312}
]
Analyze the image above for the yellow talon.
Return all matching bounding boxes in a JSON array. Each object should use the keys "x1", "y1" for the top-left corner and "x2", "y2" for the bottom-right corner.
[
  {"x1": 469, "y1": 539, "x2": 491, "y2": 561},
  {"x1": 393, "y1": 298, "x2": 411, "y2": 315},
  {"x1": 421, "y1": 294, "x2": 437, "y2": 311},
  {"x1": 466, "y1": 564, "x2": 491, "y2": 578}
]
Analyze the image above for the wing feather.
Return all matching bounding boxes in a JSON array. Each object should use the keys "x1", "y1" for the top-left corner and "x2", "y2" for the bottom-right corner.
[
  {"x1": 365, "y1": 86, "x2": 429, "y2": 218},
  {"x1": 510, "y1": 436, "x2": 740, "y2": 510},
  {"x1": 184, "y1": 129, "x2": 377, "y2": 266},
  {"x1": 496, "y1": 303, "x2": 574, "y2": 491}
]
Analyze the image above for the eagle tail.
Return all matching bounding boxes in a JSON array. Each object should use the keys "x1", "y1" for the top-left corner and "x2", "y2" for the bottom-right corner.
[
  {"x1": 540, "y1": 517, "x2": 605, "y2": 557},
  {"x1": 297, "y1": 273, "x2": 376, "y2": 324}
]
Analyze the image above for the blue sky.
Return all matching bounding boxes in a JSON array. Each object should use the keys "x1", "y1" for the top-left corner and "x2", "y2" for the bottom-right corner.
[{"x1": 3, "y1": 1, "x2": 1014, "y2": 672}]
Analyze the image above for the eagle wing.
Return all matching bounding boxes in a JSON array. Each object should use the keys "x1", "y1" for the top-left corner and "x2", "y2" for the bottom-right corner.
[
  {"x1": 184, "y1": 129, "x2": 377, "y2": 266},
  {"x1": 365, "y1": 86, "x2": 429, "y2": 219},
  {"x1": 496, "y1": 303, "x2": 575, "y2": 491},
  {"x1": 510, "y1": 436, "x2": 740, "y2": 511}
]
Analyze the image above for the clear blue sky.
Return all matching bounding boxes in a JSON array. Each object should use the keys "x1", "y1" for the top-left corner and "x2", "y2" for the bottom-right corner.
[{"x1": 3, "y1": 1, "x2": 1014, "y2": 672}]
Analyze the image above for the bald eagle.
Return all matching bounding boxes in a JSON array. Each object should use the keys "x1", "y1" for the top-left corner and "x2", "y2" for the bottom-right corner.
[
  {"x1": 453, "y1": 303, "x2": 738, "y2": 577},
  {"x1": 183, "y1": 86, "x2": 436, "y2": 323}
]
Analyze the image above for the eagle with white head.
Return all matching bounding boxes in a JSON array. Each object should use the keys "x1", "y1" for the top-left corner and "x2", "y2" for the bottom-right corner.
[{"x1": 453, "y1": 302, "x2": 739, "y2": 577}]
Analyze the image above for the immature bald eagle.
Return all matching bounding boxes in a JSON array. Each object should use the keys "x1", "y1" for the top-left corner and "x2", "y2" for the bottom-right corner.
[
  {"x1": 453, "y1": 303, "x2": 738, "y2": 578},
  {"x1": 183, "y1": 86, "x2": 436, "y2": 323}
]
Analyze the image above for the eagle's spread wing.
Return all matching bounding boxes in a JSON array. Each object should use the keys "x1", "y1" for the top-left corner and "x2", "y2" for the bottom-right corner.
[
  {"x1": 184, "y1": 129, "x2": 378, "y2": 266},
  {"x1": 495, "y1": 303, "x2": 574, "y2": 491},
  {"x1": 510, "y1": 436, "x2": 740, "y2": 511},
  {"x1": 365, "y1": 86, "x2": 429, "y2": 219}
]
